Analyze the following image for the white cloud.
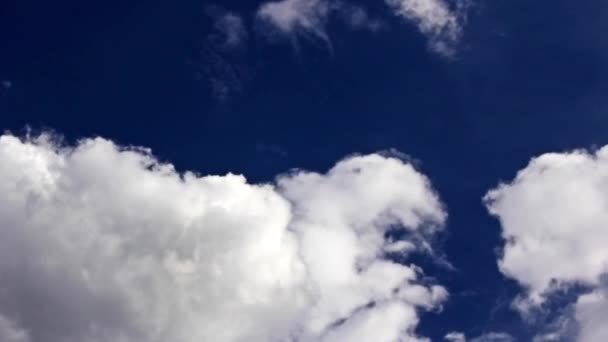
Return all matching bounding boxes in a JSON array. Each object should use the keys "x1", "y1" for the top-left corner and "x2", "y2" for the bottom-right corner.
[
  {"x1": 470, "y1": 332, "x2": 514, "y2": 342},
  {"x1": 322, "y1": 302, "x2": 422, "y2": 342},
  {"x1": 0, "y1": 133, "x2": 447, "y2": 342},
  {"x1": 385, "y1": 0, "x2": 468, "y2": 55},
  {"x1": 444, "y1": 331, "x2": 466, "y2": 342},
  {"x1": 575, "y1": 285, "x2": 608, "y2": 342},
  {"x1": 485, "y1": 146, "x2": 608, "y2": 341},
  {"x1": 257, "y1": 0, "x2": 333, "y2": 41},
  {"x1": 256, "y1": 0, "x2": 382, "y2": 46},
  {"x1": 256, "y1": 0, "x2": 468, "y2": 56},
  {"x1": 443, "y1": 331, "x2": 514, "y2": 342}
]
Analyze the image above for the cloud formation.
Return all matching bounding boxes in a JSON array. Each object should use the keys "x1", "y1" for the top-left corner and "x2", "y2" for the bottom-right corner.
[
  {"x1": 444, "y1": 331, "x2": 514, "y2": 342},
  {"x1": 385, "y1": 0, "x2": 468, "y2": 55},
  {"x1": 444, "y1": 331, "x2": 466, "y2": 342},
  {"x1": 485, "y1": 146, "x2": 608, "y2": 341},
  {"x1": 575, "y1": 282, "x2": 608, "y2": 342},
  {"x1": 469, "y1": 332, "x2": 514, "y2": 342},
  {"x1": 199, "y1": 7, "x2": 249, "y2": 101},
  {"x1": 0, "y1": 133, "x2": 447, "y2": 342},
  {"x1": 256, "y1": 0, "x2": 468, "y2": 55},
  {"x1": 256, "y1": 0, "x2": 382, "y2": 46},
  {"x1": 257, "y1": 0, "x2": 332, "y2": 40}
]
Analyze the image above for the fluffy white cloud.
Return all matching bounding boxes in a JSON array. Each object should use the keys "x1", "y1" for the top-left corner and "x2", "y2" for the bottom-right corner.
[
  {"x1": 485, "y1": 147, "x2": 608, "y2": 341},
  {"x1": 575, "y1": 284, "x2": 608, "y2": 342},
  {"x1": 385, "y1": 0, "x2": 468, "y2": 55},
  {"x1": 0, "y1": 133, "x2": 447, "y2": 342}
]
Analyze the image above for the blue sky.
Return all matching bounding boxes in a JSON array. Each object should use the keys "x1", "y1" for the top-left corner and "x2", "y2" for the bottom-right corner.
[{"x1": 1, "y1": 0, "x2": 608, "y2": 341}]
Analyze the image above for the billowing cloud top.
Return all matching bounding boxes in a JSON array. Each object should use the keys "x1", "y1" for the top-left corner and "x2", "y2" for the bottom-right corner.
[
  {"x1": 0, "y1": 134, "x2": 447, "y2": 342},
  {"x1": 486, "y1": 147, "x2": 608, "y2": 341}
]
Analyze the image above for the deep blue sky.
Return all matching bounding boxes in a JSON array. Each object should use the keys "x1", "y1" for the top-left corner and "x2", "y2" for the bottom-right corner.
[{"x1": 2, "y1": 0, "x2": 608, "y2": 339}]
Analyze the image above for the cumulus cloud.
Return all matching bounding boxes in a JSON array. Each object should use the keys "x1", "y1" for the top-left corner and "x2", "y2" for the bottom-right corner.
[
  {"x1": 0, "y1": 133, "x2": 447, "y2": 342},
  {"x1": 385, "y1": 0, "x2": 469, "y2": 55},
  {"x1": 574, "y1": 282, "x2": 608, "y2": 342},
  {"x1": 485, "y1": 146, "x2": 608, "y2": 341},
  {"x1": 256, "y1": 0, "x2": 382, "y2": 46}
]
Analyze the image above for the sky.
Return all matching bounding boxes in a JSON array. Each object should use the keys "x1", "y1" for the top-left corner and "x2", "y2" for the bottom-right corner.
[{"x1": 1, "y1": 0, "x2": 608, "y2": 341}]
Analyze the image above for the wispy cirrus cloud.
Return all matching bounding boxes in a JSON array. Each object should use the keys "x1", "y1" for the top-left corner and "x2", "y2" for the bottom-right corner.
[
  {"x1": 385, "y1": 0, "x2": 469, "y2": 55},
  {"x1": 256, "y1": 0, "x2": 469, "y2": 55},
  {"x1": 198, "y1": 6, "x2": 250, "y2": 102},
  {"x1": 444, "y1": 331, "x2": 514, "y2": 342},
  {"x1": 256, "y1": 0, "x2": 384, "y2": 48}
]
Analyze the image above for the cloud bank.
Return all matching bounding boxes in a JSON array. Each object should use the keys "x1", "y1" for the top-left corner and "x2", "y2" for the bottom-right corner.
[
  {"x1": 0, "y1": 133, "x2": 447, "y2": 342},
  {"x1": 485, "y1": 147, "x2": 608, "y2": 341}
]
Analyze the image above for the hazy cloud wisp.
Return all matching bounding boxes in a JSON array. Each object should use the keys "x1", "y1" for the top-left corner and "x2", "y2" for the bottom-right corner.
[{"x1": 385, "y1": 0, "x2": 468, "y2": 55}]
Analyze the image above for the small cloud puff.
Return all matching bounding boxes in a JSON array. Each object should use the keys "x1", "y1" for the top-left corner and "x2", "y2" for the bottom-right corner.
[{"x1": 445, "y1": 331, "x2": 466, "y2": 342}]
